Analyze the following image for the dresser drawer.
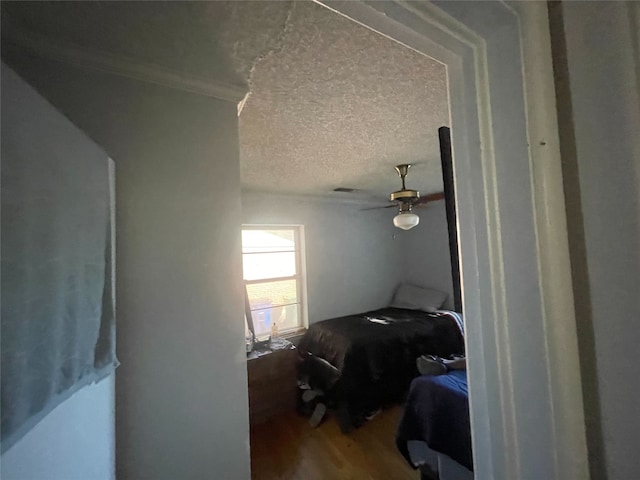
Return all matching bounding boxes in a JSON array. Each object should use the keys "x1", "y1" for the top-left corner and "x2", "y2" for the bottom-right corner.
[{"x1": 247, "y1": 348, "x2": 298, "y2": 424}]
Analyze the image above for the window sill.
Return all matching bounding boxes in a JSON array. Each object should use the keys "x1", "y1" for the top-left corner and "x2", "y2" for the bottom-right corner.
[{"x1": 278, "y1": 327, "x2": 307, "y2": 344}]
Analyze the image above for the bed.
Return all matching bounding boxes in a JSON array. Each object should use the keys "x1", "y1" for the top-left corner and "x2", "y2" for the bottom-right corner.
[
  {"x1": 297, "y1": 285, "x2": 464, "y2": 431},
  {"x1": 396, "y1": 370, "x2": 473, "y2": 480}
]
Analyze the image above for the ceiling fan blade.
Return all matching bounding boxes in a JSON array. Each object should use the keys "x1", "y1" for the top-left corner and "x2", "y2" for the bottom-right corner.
[
  {"x1": 361, "y1": 203, "x2": 397, "y2": 211},
  {"x1": 413, "y1": 191, "x2": 445, "y2": 207}
]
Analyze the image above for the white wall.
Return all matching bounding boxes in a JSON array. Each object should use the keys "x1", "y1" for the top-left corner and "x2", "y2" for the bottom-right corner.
[
  {"x1": 242, "y1": 193, "x2": 455, "y2": 322},
  {"x1": 401, "y1": 202, "x2": 455, "y2": 310},
  {"x1": 1, "y1": 377, "x2": 115, "y2": 480},
  {"x1": 1, "y1": 64, "x2": 115, "y2": 480},
  {"x1": 559, "y1": 2, "x2": 640, "y2": 479},
  {"x1": 1, "y1": 55, "x2": 251, "y2": 479},
  {"x1": 242, "y1": 193, "x2": 408, "y2": 323}
]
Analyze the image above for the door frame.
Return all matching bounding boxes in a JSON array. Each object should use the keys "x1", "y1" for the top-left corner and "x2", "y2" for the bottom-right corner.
[{"x1": 316, "y1": 2, "x2": 588, "y2": 478}]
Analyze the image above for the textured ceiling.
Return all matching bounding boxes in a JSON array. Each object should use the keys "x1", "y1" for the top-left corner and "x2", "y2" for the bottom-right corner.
[
  {"x1": 3, "y1": 1, "x2": 449, "y2": 203},
  {"x1": 239, "y1": 1, "x2": 450, "y2": 203}
]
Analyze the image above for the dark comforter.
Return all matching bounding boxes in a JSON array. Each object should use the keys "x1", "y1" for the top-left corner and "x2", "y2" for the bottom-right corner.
[
  {"x1": 297, "y1": 307, "x2": 464, "y2": 431},
  {"x1": 396, "y1": 370, "x2": 473, "y2": 471}
]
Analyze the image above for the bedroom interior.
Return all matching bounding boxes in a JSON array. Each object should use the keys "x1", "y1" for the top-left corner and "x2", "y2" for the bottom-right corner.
[
  {"x1": 237, "y1": 2, "x2": 470, "y2": 479},
  {"x1": 2, "y1": 1, "x2": 638, "y2": 480}
]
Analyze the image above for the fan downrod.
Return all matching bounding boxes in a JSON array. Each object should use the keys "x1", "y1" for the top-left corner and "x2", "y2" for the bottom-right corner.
[{"x1": 390, "y1": 164, "x2": 420, "y2": 203}]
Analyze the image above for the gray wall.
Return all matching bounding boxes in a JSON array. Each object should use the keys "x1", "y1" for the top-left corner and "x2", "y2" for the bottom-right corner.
[
  {"x1": 1, "y1": 55, "x2": 251, "y2": 479},
  {"x1": 1, "y1": 64, "x2": 115, "y2": 480},
  {"x1": 401, "y1": 202, "x2": 455, "y2": 310},
  {"x1": 558, "y1": 2, "x2": 640, "y2": 479},
  {"x1": 242, "y1": 193, "x2": 454, "y2": 321}
]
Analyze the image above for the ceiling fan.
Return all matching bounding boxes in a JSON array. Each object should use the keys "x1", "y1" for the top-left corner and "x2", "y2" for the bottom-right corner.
[{"x1": 365, "y1": 164, "x2": 445, "y2": 230}]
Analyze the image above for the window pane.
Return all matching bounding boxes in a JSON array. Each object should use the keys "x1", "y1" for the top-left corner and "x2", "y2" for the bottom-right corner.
[
  {"x1": 278, "y1": 304, "x2": 300, "y2": 332},
  {"x1": 243, "y1": 252, "x2": 296, "y2": 281},
  {"x1": 250, "y1": 308, "x2": 272, "y2": 337},
  {"x1": 250, "y1": 305, "x2": 300, "y2": 337},
  {"x1": 242, "y1": 229, "x2": 295, "y2": 253},
  {"x1": 246, "y1": 279, "x2": 298, "y2": 310},
  {"x1": 242, "y1": 226, "x2": 304, "y2": 336}
]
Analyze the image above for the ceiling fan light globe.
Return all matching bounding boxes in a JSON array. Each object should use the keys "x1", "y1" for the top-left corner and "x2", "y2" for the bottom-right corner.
[{"x1": 393, "y1": 212, "x2": 420, "y2": 230}]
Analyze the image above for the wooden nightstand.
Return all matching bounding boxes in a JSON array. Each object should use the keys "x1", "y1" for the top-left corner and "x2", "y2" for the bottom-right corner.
[{"x1": 247, "y1": 346, "x2": 298, "y2": 424}]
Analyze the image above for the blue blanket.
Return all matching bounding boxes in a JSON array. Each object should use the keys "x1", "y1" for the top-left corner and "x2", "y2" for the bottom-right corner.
[{"x1": 396, "y1": 370, "x2": 472, "y2": 471}]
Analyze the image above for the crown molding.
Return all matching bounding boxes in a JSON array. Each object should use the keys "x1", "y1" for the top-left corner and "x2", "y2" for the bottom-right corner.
[
  {"x1": 241, "y1": 189, "x2": 390, "y2": 208},
  {"x1": 1, "y1": 19, "x2": 249, "y2": 103}
]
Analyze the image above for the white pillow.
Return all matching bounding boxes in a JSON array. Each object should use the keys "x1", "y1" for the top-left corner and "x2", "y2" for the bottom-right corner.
[{"x1": 390, "y1": 283, "x2": 447, "y2": 313}]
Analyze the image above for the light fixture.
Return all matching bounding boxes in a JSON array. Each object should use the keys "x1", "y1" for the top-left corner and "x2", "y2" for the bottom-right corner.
[
  {"x1": 393, "y1": 211, "x2": 419, "y2": 230},
  {"x1": 388, "y1": 164, "x2": 420, "y2": 230},
  {"x1": 393, "y1": 202, "x2": 420, "y2": 230}
]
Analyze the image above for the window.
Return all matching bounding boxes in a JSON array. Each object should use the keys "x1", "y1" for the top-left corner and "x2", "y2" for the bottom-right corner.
[{"x1": 242, "y1": 226, "x2": 307, "y2": 337}]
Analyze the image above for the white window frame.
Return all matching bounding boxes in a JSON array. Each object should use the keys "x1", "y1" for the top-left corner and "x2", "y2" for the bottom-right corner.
[{"x1": 241, "y1": 225, "x2": 308, "y2": 336}]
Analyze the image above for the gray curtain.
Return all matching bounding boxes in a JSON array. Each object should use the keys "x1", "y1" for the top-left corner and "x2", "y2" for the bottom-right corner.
[{"x1": 1, "y1": 64, "x2": 117, "y2": 452}]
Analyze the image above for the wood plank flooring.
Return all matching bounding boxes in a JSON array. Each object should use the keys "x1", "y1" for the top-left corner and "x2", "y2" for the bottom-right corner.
[{"x1": 250, "y1": 406, "x2": 418, "y2": 480}]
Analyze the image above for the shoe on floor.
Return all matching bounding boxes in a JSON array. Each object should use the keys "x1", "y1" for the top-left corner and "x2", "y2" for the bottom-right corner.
[
  {"x1": 416, "y1": 355, "x2": 447, "y2": 376},
  {"x1": 309, "y1": 402, "x2": 327, "y2": 427},
  {"x1": 302, "y1": 389, "x2": 322, "y2": 403}
]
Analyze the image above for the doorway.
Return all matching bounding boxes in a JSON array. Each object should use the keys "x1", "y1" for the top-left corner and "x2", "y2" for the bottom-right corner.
[
  {"x1": 238, "y1": 0, "x2": 587, "y2": 479},
  {"x1": 238, "y1": 2, "x2": 456, "y2": 477},
  {"x1": 307, "y1": 2, "x2": 588, "y2": 479}
]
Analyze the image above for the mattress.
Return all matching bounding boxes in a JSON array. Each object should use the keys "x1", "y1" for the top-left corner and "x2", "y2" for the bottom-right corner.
[
  {"x1": 297, "y1": 307, "x2": 464, "y2": 431},
  {"x1": 397, "y1": 370, "x2": 473, "y2": 471}
]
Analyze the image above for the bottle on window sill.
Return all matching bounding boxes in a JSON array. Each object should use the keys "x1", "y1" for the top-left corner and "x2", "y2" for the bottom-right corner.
[{"x1": 270, "y1": 321, "x2": 279, "y2": 339}]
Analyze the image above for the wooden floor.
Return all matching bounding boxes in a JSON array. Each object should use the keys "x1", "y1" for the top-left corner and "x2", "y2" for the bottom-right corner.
[{"x1": 250, "y1": 405, "x2": 418, "y2": 480}]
